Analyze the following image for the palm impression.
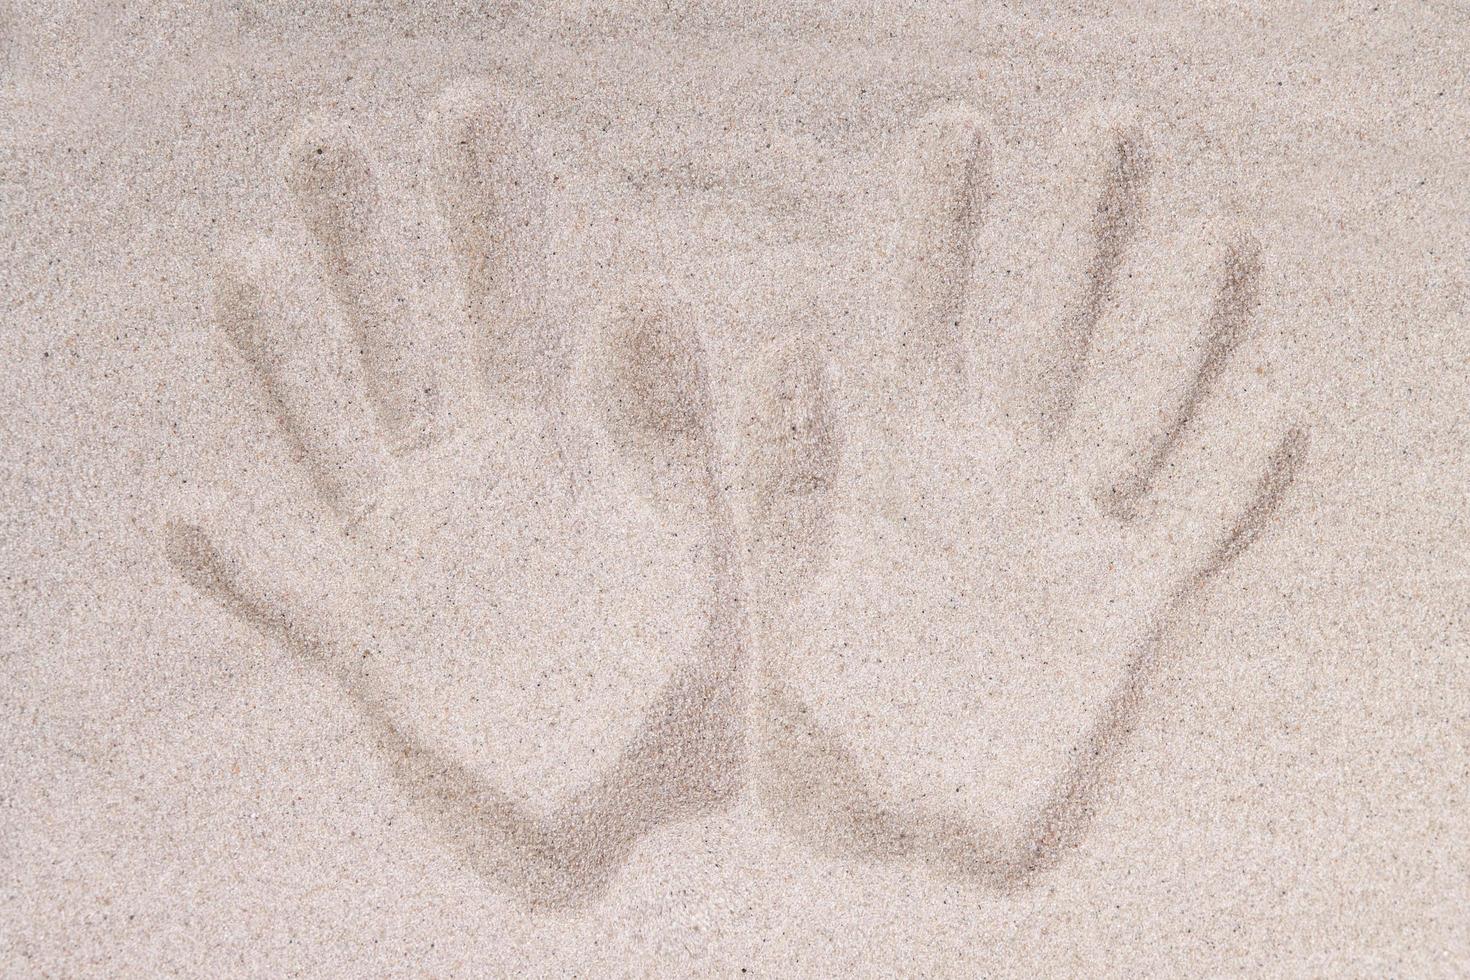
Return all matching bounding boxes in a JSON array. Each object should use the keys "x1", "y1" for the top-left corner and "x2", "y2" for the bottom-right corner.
[
  {"x1": 744, "y1": 102, "x2": 1307, "y2": 886},
  {"x1": 165, "y1": 84, "x2": 747, "y2": 908}
]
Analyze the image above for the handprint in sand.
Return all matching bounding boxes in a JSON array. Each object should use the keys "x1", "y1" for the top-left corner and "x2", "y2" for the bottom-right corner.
[
  {"x1": 165, "y1": 84, "x2": 746, "y2": 909},
  {"x1": 743, "y1": 102, "x2": 1307, "y2": 887}
]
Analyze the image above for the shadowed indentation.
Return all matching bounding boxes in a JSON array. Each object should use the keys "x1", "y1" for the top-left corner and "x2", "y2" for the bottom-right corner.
[
  {"x1": 430, "y1": 101, "x2": 565, "y2": 400},
  {"x1": 165, "y1": 522, "x2": 271, "y2": 626},
  {"x1": 897, "y1": 107, "x2": 992, "y2": 382},
  {"x1": 758, "y1": 426, "x2": 1308, "y2": 888},
  {"x1": 600, "y1": 306, "x2": 717, "y2": 500},
  {"x1": 1098, "y1": 240, "x2": 1264, "y2": 521},
  {"x1": 215, "y1": 274, "x2": 353, "y2": 515},
  {"x1": 163, "y1": 484, "x2": 749, "y2": 910},
  {"x1": 285, "y1": 136, "x2": 431, "y2": 451},
  {"x1": 1193, "y1": 424, "x2": 1308, "y2": 584},
  {"x1": 1043, "y1": 132, "x2": 1150, "y2": 437},
  {"x1": 758, "y1": 682, "x2": 1040, "y2": 890},
  {"x1": 745, "y1": 342, "x2": 840, "y2": 597}
]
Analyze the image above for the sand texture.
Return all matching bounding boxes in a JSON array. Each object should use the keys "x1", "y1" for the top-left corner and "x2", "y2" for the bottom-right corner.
[{"x1": 3, "y1": 2, "x2": 1468, "y2": 976}]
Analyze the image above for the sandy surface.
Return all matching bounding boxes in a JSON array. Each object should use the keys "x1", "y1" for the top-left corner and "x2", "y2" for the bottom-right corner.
[{"x1": 3, "y1": 2, "x2": 1468, "y2": 975}]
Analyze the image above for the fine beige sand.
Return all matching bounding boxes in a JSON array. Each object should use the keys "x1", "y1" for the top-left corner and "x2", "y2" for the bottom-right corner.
[{"x1": 3, "y1": 2, "x2": 1468, "y2": 975}]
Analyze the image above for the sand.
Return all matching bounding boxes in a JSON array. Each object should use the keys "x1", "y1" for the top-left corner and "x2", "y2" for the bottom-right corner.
[{"x1": 3, "y1": 1, "x2": 1468, "y2": 975}]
